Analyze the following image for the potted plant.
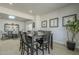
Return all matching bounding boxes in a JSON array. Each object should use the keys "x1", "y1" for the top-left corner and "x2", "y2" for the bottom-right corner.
[{"x1": 66, "y1": 20, "x2": 79, "y2": 51}]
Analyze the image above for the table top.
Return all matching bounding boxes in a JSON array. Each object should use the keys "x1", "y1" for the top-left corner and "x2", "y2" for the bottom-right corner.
[{"x1": 27, "y1": 32, "x2": 45, "y2": 41}]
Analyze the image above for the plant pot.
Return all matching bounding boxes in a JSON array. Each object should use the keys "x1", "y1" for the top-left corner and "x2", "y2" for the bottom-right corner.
[{"x1": 67, "y1": 41, "x2": 76, "y2": 51}]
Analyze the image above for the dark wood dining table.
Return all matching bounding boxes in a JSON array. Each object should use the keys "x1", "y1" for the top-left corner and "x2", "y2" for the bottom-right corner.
[{"x1": 27, "y1": 32, "x2": 53, "y2": 49}]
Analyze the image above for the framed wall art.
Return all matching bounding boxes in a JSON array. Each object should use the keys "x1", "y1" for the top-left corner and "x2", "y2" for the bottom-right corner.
[
  {"x1": 49, "y1": 18, "x2": 59, "y2": 27},
  {"x1": 41, "y1": 20, "x2": 47, "y2": 28},
  {"x1": 32, "y1": 22, "x2": 35, "y2": 28},
  {"x1": 4, "y1": 23, "x2": 19, "y2": 32},
  {"x1": 62, "y1": 14, "x2": 77, "y2": 26}
]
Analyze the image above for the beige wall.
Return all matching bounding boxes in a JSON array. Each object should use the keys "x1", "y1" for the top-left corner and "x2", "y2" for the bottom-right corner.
[
  {"x1": 0, "y1": 19, "x2": 25, "y2": 38},
  {"x1": 0, "y1": 4, "x2": 79, "y2": 49},
  {"x1": 0, "y1": 6, "x2": 34, "y2": 38},
  {"x1": 35, "y1": 4, "x2": 79, "y2": 48}
]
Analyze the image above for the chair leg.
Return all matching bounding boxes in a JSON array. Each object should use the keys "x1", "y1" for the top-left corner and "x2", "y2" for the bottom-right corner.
[
  {"x1": 21, "y1": 50, "x2": 24, "y2": 55},
  {"x1": 48, "y1": 44, "x2": 50, "y2": 54},
  {"x1": 42, "y1": 44, "x2": 44, "y2": 55},
  {"x1": 21, "y1": 48, "x2": 24, "y2": 55},
  {"x1": 21, "y1": 43, "x2": 25, "y2": 55},
  {"x1": 27, "y1": 47, "x2": 29, "y2": 55},
  {"x1": 45, "y1": 45, "x2": 47, "y2": 50},
  {"x1": 19, "y1": 41, "x2": 22, "y2": 51},
  {"x1": 36, "y1": 44, "x2": 38, "y2": 55},
  {"x1": 31, "y1": 47, "x2": 34, "y2": 55}
]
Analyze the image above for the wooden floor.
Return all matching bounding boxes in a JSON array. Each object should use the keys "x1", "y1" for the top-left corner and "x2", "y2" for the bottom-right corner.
[{"x1": 0, "y1": 39, "x2": 79, "y2": 55}]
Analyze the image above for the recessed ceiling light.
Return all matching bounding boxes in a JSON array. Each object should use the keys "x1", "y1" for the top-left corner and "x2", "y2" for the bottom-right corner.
[{"x1": 8, "y1": 15, "x2": 15, "y2": 19}]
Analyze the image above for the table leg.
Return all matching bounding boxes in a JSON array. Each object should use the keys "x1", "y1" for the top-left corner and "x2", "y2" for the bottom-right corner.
[{"x1": 51, "y1": 34, "x2": 53, "y2": 49}]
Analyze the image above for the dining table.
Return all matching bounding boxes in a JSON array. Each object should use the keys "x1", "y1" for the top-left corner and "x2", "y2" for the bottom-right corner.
[{"x1": 27, "y1": 31, "x2": 53, "y2": 49}]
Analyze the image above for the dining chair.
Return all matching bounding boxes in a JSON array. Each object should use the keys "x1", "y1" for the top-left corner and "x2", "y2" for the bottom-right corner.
[
  {"x1": 36, "y1": 31, "x2": 51, "y2": 54},
  {"x1": 45, "y1": 31, "x2": 51, "y2": 54},
  {"x1": 19, "y1": 31, "x2": 25, "y2": 55},
  {"x1": 21, "y1": 32, "x2": 38, "y2": 55}
]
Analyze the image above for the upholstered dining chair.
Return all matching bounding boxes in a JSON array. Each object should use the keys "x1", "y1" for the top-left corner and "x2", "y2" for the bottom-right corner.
[
  {"x1": 19, "y1": 31, "x2": 25, "y2": 55},
  {"x1": 20, "y1": 32, "x2": 38, "y2": 55},
  {"x1": 36, "y1": 31, "x2": 51, "y2": 54}
]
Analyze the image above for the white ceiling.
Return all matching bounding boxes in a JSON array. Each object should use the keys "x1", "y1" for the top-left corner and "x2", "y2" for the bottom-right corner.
[
  {"x1": 0, "y1": 3, "x2": 71, "y2": 15},
  {"x1": 0, "y1": 13, "x2": 31, "y2": 22}
]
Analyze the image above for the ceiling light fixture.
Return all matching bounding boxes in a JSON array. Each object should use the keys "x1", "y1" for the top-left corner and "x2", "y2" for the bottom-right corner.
[{"x1": 8, "y1": 15, "x2": 16, "y2": 19}]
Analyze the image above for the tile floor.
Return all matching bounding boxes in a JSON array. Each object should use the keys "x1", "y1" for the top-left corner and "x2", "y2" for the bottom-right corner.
[{"x1": 0, "y1": 39, "x2": 79, "y2": 55}]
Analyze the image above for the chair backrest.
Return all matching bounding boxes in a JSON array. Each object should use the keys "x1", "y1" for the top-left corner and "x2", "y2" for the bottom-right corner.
[
  {"x1": 46, "y1": 31, "x2": 51, "y2": 39},
  {"x1": 42, "y1": 31, "x2": 51, "y2": 43},
  {"x1": 23, "y1": 32, "x2": 32, "y2": 44},
  {"x1": 8, "y1": 31, "x2": 12, "y2": 35},
  {"x1": 33, "y1": 31, "x2": 38, "y2": 36},
  {"x1": 19, "y1": 31, "x2": 23, "y2": 41}
]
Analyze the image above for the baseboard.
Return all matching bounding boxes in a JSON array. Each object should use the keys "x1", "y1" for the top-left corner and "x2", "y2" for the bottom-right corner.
[
  {"x1": 53, "y1": 40, "x2": 65, "y2": 45},
  {"x1": 53, "y1": 40, "x2": 79, "y2": 50}
]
